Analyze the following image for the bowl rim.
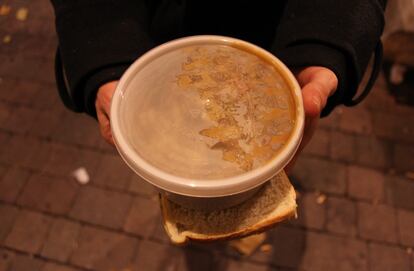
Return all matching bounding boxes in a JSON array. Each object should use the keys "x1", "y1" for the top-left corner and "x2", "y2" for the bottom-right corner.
[{"x1": 110, "y1": 35, "x2": 304, "y2": 197}]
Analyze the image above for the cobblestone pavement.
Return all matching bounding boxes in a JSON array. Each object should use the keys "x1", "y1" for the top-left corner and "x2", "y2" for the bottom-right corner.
[{"x1": 1, "y1": 1, "x2": 414, "y2": 271}]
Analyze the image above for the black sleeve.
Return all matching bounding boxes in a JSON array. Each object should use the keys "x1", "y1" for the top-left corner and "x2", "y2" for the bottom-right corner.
[
  {"x1": 51, "y1": 0, "x2": 154, "y2": 117},
  {"x1": 272, "y1": 0, "x2": 387, "y2": 116}
]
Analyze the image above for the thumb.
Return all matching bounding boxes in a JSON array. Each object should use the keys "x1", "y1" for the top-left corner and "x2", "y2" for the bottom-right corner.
[
  {"x1": 300, "y1": 71, "x2": 337, "y2": 118},
  {"x1": 302, "y1": 82, "x2": 327, "y2": 118}
]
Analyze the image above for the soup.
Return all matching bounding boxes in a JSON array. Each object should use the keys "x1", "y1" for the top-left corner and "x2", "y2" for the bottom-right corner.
[{"x1": 123, "y1": 44, "x2": 296, "y2": 179}]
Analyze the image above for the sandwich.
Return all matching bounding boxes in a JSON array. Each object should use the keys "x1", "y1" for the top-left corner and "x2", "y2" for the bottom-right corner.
[{"x1": 160, "y1": 170, "x2": 296, "y2": 245}]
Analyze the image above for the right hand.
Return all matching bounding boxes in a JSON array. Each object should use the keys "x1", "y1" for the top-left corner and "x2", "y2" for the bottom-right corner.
[
  {"x1": 95, "y1": 81, "x2": 118, "y2": 145},
  {"x1": 285, "y1": 66, "x2": 338, "y2": 172}
]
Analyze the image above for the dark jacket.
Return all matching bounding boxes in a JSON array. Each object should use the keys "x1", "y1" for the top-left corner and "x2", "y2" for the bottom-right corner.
[{"x1": 51, "y1": 0, "x2": 387, "y2": 118}]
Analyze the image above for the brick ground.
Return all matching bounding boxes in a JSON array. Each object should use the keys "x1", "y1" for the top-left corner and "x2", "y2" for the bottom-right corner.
[
  {"x1": 369, "y1": 243, "x2": 411, "y2": 271},
  {"x1": 40, "y1": 218, "x2": 81, "y2": 262},
  {"x1": 347, "y1": 165, "x2": 385, "y2": 202},
  {"x1": 326, "y1": 197, "x2": 357, "y2": 237},
  {"x1": 357, "y1": 202, "x2": 398, "y2": 243},
  {"x1": 290, "y1": 192, "x2": 325, "y2": 230},
  {"x1": 69, "y1": 186, "x2": 133, "y2": 230},
  {"x1": 70, "y1": 226, "x2": 137, "y2": 271},
  {"x1": 123, "y1": 196, "x2": 160, "y2": 238},
  {"x1": 4, "y1": 210, "x2": 52, "y2": 254},
  {"x1": 17, "y1": 174, "x2": 78, "y2": 215},
  {"x1": 1, "y1": 0, "x2": 413, "y2": 270},
  {"x1": 0, "y1": 166, "x2": 30, "y2": 203}
]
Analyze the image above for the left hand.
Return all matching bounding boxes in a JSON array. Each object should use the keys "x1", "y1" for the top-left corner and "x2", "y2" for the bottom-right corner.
[
  {"x1": 285, "y1": 66, "x2": 338, "y2": 172},
  {"x1": 95, "y1": 81, "x2": 118, "y2": 145}
]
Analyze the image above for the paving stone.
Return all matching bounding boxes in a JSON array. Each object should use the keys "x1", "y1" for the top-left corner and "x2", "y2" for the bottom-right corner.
[
  {"x1": 0, "y1": 32, "x2": 23, "y2": 57},
  {"x1": 43, "y1": 143, "x2": 100, "y2": 177},
  {"x1": 290, "y1": 156, "x2": 347, "y2": 194},
  {"x1": 355, "y1": 136, "x2": 391, "y2": 169},
  {"x1": 326, "y1": 197, "x2": 357, "y2": 236},
  {"x1": 70, "y1": 226, "x2": 138, "y2": 271},
  {"x1": 1, "y1": 3, "x2": 414, "y2": 271},
  {"x1": 357, "y1": 202, "x2": 398, "y2": 243},
  {"x1": 301, "y1": 232, "x2": 368, "y2": 271},
  {"x1": 0, "y1": 135, "x2": 52, "y2": 170},
  {"x1": 36, "y1": 59, "x2": 55, "y2": 84},
  {"x1": 319, "y1": 108, "x2": 342, "y2": 129},
  {"x1": 0, "y1": 7, "x2": 30, "y2": 33},
  {"x1": 123, "y1": 196, "x2": 160, "y2": 238},
  {"x1": 340, "y1": 107, "x2": 373, "y2": 134},
  {"x1": 25, "y1": 1, "x2": 54, "y2": 20},
  {"x1": 0, "y1": 135, "x2": 29, "y2": 164},
  {"x1": 128, "y1": 175, "x2": 157, "y2": 197},
  {"x1": 0, "y1": 103, "x2": 12, "y2": 129},
  {"x1": 30, "y1": 82, "x2": 61, "y2": 111},
  {"x1": 226, "y1": 259, "x2": 268, "y2": 271},
  {"x1": 0, "y1": 57, "x2": 12, "y2": 77},
  {"x1": 364, "y1": 75, "x2": 396, "y2": 111},
  {"x1": 1, "y1": 56, "x2": 41, "y2": 81},
  {"x1": 20, "y1": 33, "x2": 55, "y2": 57},
  {"x1": 182, "y1": 249, "x2": 216, "y2": 271},
  {"x1": 0, "y1": 132, "x2": 10, "y2": 147},
  {"x1": 347, "y1": 165, "x2": 385, "y2": 201},
  {"x1": 18, "y1": 174, "x2": 78, "y2": 215},
  {"x1": 132, "y1": 240, "x2": 211, "y2": 271},
  {"x1": 369, "y1": 243, "x2": 410, "y2": 271},
  {"x1": 133, "y1": 240, "x2": 180, "y2": 270},
  {"x1": 330, "y1": 131, "x2": 356, "y2": 162},
  {"x1": 51, "y1": 110, "x2": 102, "y2": 148},
  {"x1": 302, "y1": 128, "x2": 331, "y2": 157},
  {"x1": 41, "y1": 218, "x2": 81, "y2": 262},
  {"x1": 290, "y1": 192, "x2": 325, "y2": 230},
  {"x1": 4, "y1": 210, "x2": 52, "y2": 254},
  {"x1": 18, "y1": 139, "x2": 53, "y2": 171},
  {"x1": 150, "y1": 215, "x2": 171, "y2": 243},
  {"x1": 391, "y1": 102, "x2": 414, "y2": 116},
  {"x1": 30, "y1": 107, "x2": 65, "y2": 138},
  {"x1": 0, "y1": 78, "x2": 18, "y2": 102},
  {"x1": 1, "y1": 106, "x2": 38, "y2": 134},
  {"x1": 0, "y1": 249, "x2": 15, "y2": 271},
  {"x1": 0, "y1": 204, "x2": 19, "y2": 243},
  {"x1": 249, "y1": 227, "x2": 306, "y2": 268},
  {"x1": 97, "y1": 138, "x2": 115, "y2": 152},
  {"x1": 393, "y1": 143, "x2": 414, "y2": 173},
  {"x1": 0, "y1": 165, "x2": 7, "y2": 179},
  {"x1": 42, "y1": 263, "x2": 80, "y2": 271},
  {"x1": 397, "y1": 209, "x2": 414, "y2": 247},
  {"x1": 7, "y1": 254, "x2": 45, "y2": 271},
  {"x1": 93, "y1": 154, "x2": 133, "y2": 190},
  {"x1": 372, "y1": 111, "x2": 414, "y2": 144},
  {"x1": 0, "y1": 166, "x2": 31, "y2": 203},
  {"x1": 385, "y1": 175, "x2": 414, "y2": 210},
  {"x1": 273, "y1": 267, "x2": 293, "y2": 271},
  {"x1": 70, "y1": 186, "x2": 132, "y2": 229}
]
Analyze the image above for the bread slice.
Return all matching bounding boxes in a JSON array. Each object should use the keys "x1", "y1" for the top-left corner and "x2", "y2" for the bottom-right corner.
[{"x1": 160, "y1": 171, "x2": 297, "y2": 245}]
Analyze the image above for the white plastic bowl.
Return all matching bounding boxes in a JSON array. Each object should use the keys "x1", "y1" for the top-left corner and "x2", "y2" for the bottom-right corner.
[{"x1": 111, "y1": 35, "x2": 304, "y2": 208}]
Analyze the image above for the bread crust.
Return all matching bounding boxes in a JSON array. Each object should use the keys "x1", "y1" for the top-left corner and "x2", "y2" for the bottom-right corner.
[{"x1": 159, "y1": 176, "x2": 297, "y2": 245}]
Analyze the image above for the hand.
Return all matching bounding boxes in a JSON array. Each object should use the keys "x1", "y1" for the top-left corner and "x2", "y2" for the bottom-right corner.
[
  {"x1": 95, "y1": 81, "x2": 118, "y2": 145},
  {"x1": 285, "y1": 66, "x2": 338, "y2": 172}
]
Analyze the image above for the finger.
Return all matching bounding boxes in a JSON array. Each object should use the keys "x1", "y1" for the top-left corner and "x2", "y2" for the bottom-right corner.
[
  {"x1": 96, "y1": 106, "x2": 114, "y2": 145},
  {"x1": 97, "y1": 93, "x2": 113, "y2": 118},
  {"x1": 301, "y1": 81, "x2": 327, "y2": 118},
  {"x1": 96, "y1": 82, "x2": 117, "y2": 116},
  {"x1": 295, "y1": 67, "x2": 337, "y2": 93},
  {"x1": 297, "y1": 69, "x2": 337, "y2": 118}
]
